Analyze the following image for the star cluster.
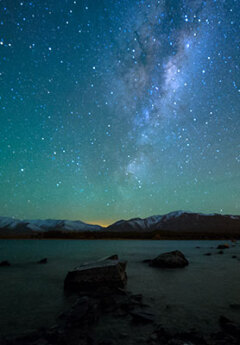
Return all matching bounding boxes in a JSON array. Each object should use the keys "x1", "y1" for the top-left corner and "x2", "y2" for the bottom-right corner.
[{"x1": 0, "y1": 0, "x2": 239, "y2": 224}]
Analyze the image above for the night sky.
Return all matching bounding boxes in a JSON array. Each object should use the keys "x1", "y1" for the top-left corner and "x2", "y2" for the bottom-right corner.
[{"x1": 0, "y1": 0, "x2": 239, "y2": 225}]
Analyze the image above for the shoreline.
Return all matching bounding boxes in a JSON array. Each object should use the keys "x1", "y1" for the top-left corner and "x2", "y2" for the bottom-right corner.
[
  {"x1": 1, "y1": 230, "x2": 240, "y2": 240},
  {"x1": 2, "y1": 254, "x2": 240, "y2": 345}
]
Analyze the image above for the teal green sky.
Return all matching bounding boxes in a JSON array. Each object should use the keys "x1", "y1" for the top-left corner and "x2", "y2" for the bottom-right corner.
[{"x1": 0, "y1": 0, "x2": 240, "y2": 225}]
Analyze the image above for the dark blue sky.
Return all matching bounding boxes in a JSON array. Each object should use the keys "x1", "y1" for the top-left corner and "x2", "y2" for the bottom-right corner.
[{"x1": 0, "y1": 0, "x2": 239, "y2": 224}]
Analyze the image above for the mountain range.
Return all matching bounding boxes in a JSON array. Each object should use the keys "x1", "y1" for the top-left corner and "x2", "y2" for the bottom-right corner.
[{"x1": 1, "y1": 211, "x2": 240, "y2": 238}]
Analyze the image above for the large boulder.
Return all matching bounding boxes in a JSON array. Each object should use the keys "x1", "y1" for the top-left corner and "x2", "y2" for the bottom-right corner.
[
  {"x1": 149, "y1": 250, "x2": 189, "y2": 268},
  {"x1": 64, "y1": 259, "x2": 127, "y2": 292}
]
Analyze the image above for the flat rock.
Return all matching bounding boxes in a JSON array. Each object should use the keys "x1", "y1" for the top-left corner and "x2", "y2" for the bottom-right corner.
[
  {"x1": 150, "y1": 250, "x2": 189, "y2": 268},
  {"x1": 64, "y1": 259, "x2": 127, "y2": 292}
]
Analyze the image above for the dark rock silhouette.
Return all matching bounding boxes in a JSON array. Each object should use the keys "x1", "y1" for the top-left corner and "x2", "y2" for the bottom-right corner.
[
  {"x1": 130, "y1": 310, "x2": 154, "y2": 323},
  {"x1": 217, "y1": 243, "x2": 230, "y2": 249},
  {"x1": 219, "y1": 316, "x2": 240, "y2": 338},
  {"x1": 149, "y1": 250, "x2": 189, "y2": 268},
  {"x1": 37, "y1": 258, "x2": 48, "y2": 264},
  {"x1": 64, "y1": 259, "x2": 127, "y2": 292}
]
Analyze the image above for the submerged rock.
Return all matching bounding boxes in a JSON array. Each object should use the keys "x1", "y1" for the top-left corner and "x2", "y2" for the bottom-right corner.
[
  {"x1": 0, "y1": 260, "x2": 10, "y2": 266},
  {"x1": 219, "y1": 316, "x2": 240, "y2": 337},
  {"x1": 217, "y1": 244, "x2": 230, "y2": 250},
  {"x1": 64, "y1": 259, "x2": 127, "y2": 292},
  {"x1": 37, "y1": 258, "x2": 48, "y2": 264},
  {"x1": 149, "y1": 250, "x2": 189, "y2": 268}
]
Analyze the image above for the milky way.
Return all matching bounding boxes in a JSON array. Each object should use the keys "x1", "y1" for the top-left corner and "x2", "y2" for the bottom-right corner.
[{"x1": 0, "y1": 0, "x2": 239, "y2": 224}]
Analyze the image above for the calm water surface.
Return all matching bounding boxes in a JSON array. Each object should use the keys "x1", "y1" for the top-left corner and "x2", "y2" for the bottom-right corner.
[{"x1": 0, "y1": 239, "x2": 240, "y2": 336}]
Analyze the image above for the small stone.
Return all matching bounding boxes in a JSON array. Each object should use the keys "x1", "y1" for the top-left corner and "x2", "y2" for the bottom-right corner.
[
  {"x1": 0, "y1": 260, "x2": 10, "y2": 266},
  {"x1": 37, "y1": 258, "x2": 48, "y2": 264},
  {"x1": 229, "y1": 303, "x2": 240, "y2": 310},
  {"x1": 219, "y1": 315, "x2": 240, "y2": 337},
  {"x1": 217, "y1": 244, "x2": 230, "y2": 250}
]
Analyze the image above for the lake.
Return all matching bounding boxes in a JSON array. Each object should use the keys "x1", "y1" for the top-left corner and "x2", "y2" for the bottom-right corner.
[{"x1": 0, "y1": 239, "x2": 240, "y2": 337}]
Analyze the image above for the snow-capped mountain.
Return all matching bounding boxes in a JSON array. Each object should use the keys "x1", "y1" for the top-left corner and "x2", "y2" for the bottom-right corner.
[
  {"x1": 0, "y1": 216, "x2": 102, "y2": 233},
  {"x1": 1, "y1": 211, "x2": 240, "y2": 236},
  {"x1": 107, "y1": 211, "x2": 240, "y2": 233}
]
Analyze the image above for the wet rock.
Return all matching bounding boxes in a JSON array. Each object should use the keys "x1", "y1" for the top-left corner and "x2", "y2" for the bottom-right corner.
[
  {"x1": 218, "y1": 251, "x2": 224, "y2": 255},
  {"x1": 204, "y1": 253, "x2": 212, "y2": 256},
  {"x1": 149, "y1": 326, "x2": 170, "y2": 344},
  {"x1": 130, "y1": 294, "x2": 143, "y2": 303},
  {"x1": 98, "y1": 340, "x2": 115, "y2": 345},
  {"x1": 232, "y1": 255, "x2": 237, "y2": 259},
  {"x1": 217, "y1": 244, "x2": 230, "y2": 250},
  {"x1": 100, "y1": 254, "x2": 118, "y2": 261},
  {"x1": 119, "y1": 332, "x2": 128, "y2": 338},
  {"x1": 219, "y1": 316, "x2": 240, "y2": 337},
  {"x1": 130, "y1": 310, "x2": 154, "y2": 323},
  {"x1": 0, "y1": 260, "x2": 10, "y2": 266},
  {"x1": 12, "y1": 330, "x2": 45, "y2": 345},
  {"x1": 229, "y1": 303, "x2": 240, "y2": 310},
  {"x1": 64, "y1": 259, "x2": 127, "y2": 292},
  {"x1": 142, "y1": 259, "x2": 152, "y2": 263},
  {"x1": 172, "y1": 331, "x2": 208, "y2": 345},
  {"x1": 30, "y1": 338, "x2": 49, "y2": 345},
  {"x1": 67, "y1": 297, "x2": 90, "y2": 323},
  {"x1": 37, "y1": 258, "x2": 48, "y2": 264},
  {"x1": 99, "y1": 294, "x2": 126, "y2": 312},
  {"x1": 150, "y1": 250, "x2": 189, "y2": 268}
]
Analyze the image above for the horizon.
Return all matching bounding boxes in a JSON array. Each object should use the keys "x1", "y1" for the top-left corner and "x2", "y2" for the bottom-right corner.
[
  {"x1": 1, "y1": 1, "x2": 239, "y2": 221},
  {"x1": 1, "y1": 208, "x2": 240, "y2": 229}
]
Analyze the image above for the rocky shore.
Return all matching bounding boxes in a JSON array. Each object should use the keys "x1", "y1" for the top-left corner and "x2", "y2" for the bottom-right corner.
[{"x1": 1, "y1": 251, "x2": 240, "y2": 345}]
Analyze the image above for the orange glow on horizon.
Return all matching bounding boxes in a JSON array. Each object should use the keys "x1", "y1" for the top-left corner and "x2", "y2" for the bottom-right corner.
[{"x1": 87, "y1": 220, "x2": 113, "y2": 228}]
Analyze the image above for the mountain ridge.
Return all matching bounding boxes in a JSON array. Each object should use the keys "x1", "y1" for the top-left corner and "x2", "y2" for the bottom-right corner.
[{"x1": 1, "y1": 211, "x2": 240, "y2": 237}]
